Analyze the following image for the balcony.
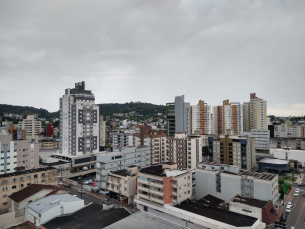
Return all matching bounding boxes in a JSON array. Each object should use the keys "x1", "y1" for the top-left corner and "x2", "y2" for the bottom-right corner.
[
  {"x1": 150, "y1": 182, "x2": 163, "y2": 189},
  {"x1": 138, "y1": 179, "x2": 150, "y2": 185},
  {"x1": 172, "y1": 184, "x2": 177, "y2": 188},
  {"x1": 151, "y1": 197, "x2": 164, "y2": 205},
  {"x1": 150, "y1": 190, "x2": 164, "y2": 196},
  {"x1": 138, "y1": 186, "x2": 150, "y2": 192},
  {"x1": 138, "y1": 193, "x2": 150, "y2": 200}
]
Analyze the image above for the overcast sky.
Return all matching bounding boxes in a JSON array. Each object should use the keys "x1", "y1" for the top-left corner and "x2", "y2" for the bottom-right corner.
[{"x1": 0, "y1": 1, "x2": 304, "y2": 116}]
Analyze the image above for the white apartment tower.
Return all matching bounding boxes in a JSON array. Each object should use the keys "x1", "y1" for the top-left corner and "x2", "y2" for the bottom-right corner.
[
  {"x1": 99, "y1": 116, "x2": 106, "y2": 149},
  {"x1": 59, "y1": 81, "x2": 99, "y2": 156},
  {"x1": 18, "y1": 115, "x2": 42, "y2": 140},
  {"x1": 190, "y1": 100, "x2": 212, "y2": 134}
]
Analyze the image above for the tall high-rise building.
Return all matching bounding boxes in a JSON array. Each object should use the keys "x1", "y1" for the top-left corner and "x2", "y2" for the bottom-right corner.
[
  {"x1": 59, "y1": 81, "x2": 99, "y2": 156},
  {"x1": 18, "y1": 115, "x2": 42, "y2": 140},
  {"x1": 212, "y1": 105, "x2": 223, "y2": 135},
  {"x1": 166, "y1": 103, "x2": 175, "y2": 137},
  {"x1": 223, "y1": 100, "x2": 243, "y2": 135},
  {"x1": 99, "y1": 116, "x2": 106, "y2": 150},
  {"x1": 190, "y1": 100, "x2": 212, "y2": 134}
]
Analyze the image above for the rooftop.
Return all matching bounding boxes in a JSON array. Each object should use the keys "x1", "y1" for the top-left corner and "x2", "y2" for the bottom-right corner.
[
  {"x1": 27, "y1": 194, "x2": 81, "y2": 213},
  {"x1": 175, "y1": 201, "x2": 258, "y2": 227},
  {"x1": 259, "y1": 158, "x2": 290, "y2": 165},
  {"x1": 105, "y1": 211, "x2": 187, "y2": 229},
  {"x1": 139, "y1": 165, "x2": 188, "y2": 177},
  {"x1": 40, "y1": 160, "x2": 69, "y2": 166},
  {"x1": 111, "y1": 169, "x2": 132, "y2": 177},
  {"x1": 231, "y1": 195, "x2": 269, "y2": 208},
  {"x1": 198, "y1": 194, "x2": 224, "y2": 207},
  {"x1": 43, "y1": 204, "x2": 130, "y2": 229},
  {"x1": 9, "y1": 184, "x2": 66, "y2": 203},
  {"x1": 0, "y1": 167, "x2": 56, "y2": 179}
]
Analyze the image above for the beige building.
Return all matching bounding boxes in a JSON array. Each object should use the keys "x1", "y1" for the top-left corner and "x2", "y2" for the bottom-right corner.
[
  {"x1": 18, "y1": 115, "x2": 42, "y2": 140},
  {"x1": 39, "y1": 141, "x2": 60, "y2": 149},
  {"x1": 99, "y1": 116, "x2": 106, "y2": 148},
  {"x1": 107, "y1": 165, "x2": 137, "y2": 204},
  {"x1": 0, "y1": 167, "x2": 57, "y2": 214},
  {"x1": 136, "y1": 163, "x2": 192, "y2": 206}
]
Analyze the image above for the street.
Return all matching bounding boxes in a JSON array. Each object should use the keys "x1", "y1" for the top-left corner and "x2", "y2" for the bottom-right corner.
[
  {"x1": 69, "y1": 188, "x2": 104, "y2": 206},
  {"x1": 286, "y1": 192, "x2": 305, "y2": 229}
]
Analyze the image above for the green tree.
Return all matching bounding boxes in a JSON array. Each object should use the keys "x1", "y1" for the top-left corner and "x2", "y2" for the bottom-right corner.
[
  {"x1": 39, "y1": 156, "x2": 43, "y2": 164},
  {"x1": 279, "y1": 186, "x2": 284, "y2": 199}
]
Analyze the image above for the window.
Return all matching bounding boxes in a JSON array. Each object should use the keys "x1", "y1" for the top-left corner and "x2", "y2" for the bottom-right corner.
[
  {"x1": 41, "y1": 173, "x2": 45, "y2": 177},
  {"x1": 34, "y1": 175, "x2": 38, "y2": 178},
  {"x1": 2, "y1": 187, "x2": 7, "y2": 191},
  {"x1": 27, "y1": 183, "x2": 31, "y2": 186},
  {"x1": 3, "y1": 202, "x2": 8, "y2": 206},
  {"x1": 20, "y1": 177, "x2": 24, "y2": 181},
  {"x1": 12, "y1": 178, "x2": 16, "y2": 183},
  {"x1": 41, "y1": 180, "x2": 45, "y2": 183},
  {"x1": 27, "y1": 175, "x2": 31, "y2": 180},
  {"x1": 12, "y1": 185, "x2": 16, "y2": 189},
  {"x1": 19, "y1": 184, "x2": 24, "y2": 188}
]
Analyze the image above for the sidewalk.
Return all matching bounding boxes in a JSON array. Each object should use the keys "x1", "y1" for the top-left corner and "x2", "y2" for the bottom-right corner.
[
  {"x1": 275, "y1": 186, "x2": 296, "y2": 221},
  {"x1": 295, "y1": 173, "x2": 304, "y2": 183}
]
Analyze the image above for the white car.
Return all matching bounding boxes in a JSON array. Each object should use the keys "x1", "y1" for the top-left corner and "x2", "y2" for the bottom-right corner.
[
  {"x1": 83, "y1": 180, "x2": 89, "y2": 185},
  {"x1": 58, "y1": 181, "x2": 63, "y2": 185},
  {"x1": 286, "y1": 206, "x2": 291, "y2": 213},
  {"x1": 294, "y1": 190, "x2": 300, "y2": 196},
  {"x1": 287, "y1": 202, "x2": 292, "y2": 209},
  {"x1": 78, "y1": 189, "x2": 85, "y2": 193},
  {"x1": 298, "y1": 182, "x2": 305, "y2": 186}
]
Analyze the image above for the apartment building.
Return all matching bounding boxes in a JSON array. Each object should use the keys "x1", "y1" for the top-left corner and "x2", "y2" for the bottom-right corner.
[
  {"x1": 8, "y1": 124, "x2": 26, "y2": 140},
  {"x1": 96, "y1": 146, "x2": 150, "y2": 194},
  {"x1": 99, "y1": 116, "x2": 106, "y2": 150},
  {"x1": 190, "y1": 100, "x2": 212, "y2": 135},
  {"x1": 212, "y1": 105, "x2": 224, "y2": 135},
  {"x1": 59, "y1": 81, "x2": 99, "y2": 156},
  {"x1": 167, "y1": 133, "x2": 202, "y2": 170},
  {"x1": 107, "y1": 166, "x2": 137, "y2": 204},
  {"x1": 276, "y1": 121, "x2": 305, "y2": 138},
  {"x1": 196, "y1": 162, "x2": 279, "y2": 204},
  {"x1": 0, "y1": 130, "x2": 39, "y2": 175},
  {"x1": 136, "y1": 163, "x2": 192, "y2": 206},
  {"x1": 39, "y1": 140, "x2": 59, "y2": 149},
  {"x1": 18, "y1": 115, "x2": 41, "y2": 140},
  {"x1": 133, "y1": 125, "x2": 166, "y2": 165},
  {"x1": 241, "y1": 129, "x2": 270, "y2": 151},
  {"x1": 112, "y1": 132, "x2": 133, "y2": 148},
  {"x1": 166, "y1": 95, "x2": 190, "y2": 137},
  {"x1": 0, "y1": 167, "x2": 57, "y2": 214},
  {"x1": 270, "y1": 137, "x2": 305, "y2": 150},
  {"x1": 208, "y1": 135, "x2": 256, "y2": 170},
  {"x1": 248, "y1": 93, "x2": 267, "y2": 130}
]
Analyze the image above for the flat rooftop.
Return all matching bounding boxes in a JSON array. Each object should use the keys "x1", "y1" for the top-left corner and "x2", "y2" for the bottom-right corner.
[
  {"x1": 139, "y1": 165, "x2": 188, "y2": 177},
  {"x1": 175, "y1": 201, "x2": 258, "y2": 227},
  {"x1": 231, "y1": 195, "x2": 268, "y2": 208},
  {"x1": 111, "y1": 169, "x2": 132, "y2": 177},
  {"x1": 259, "y1": 158, "x2": 289, "y2": 165},
  {"x1": 0, "y1": 167, "x2": 56, "y2": 179},
  {"x1": 27, "y1": 194, "x2": 80, "y2": 213},
  {"x1": 105, "y1": 211, "x2": 187, "y2": 229}
]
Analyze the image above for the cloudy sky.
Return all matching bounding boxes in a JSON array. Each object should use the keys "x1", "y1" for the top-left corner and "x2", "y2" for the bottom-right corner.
[{"x1": 0, "y1": 1, "x2": 304, "y2": 116}]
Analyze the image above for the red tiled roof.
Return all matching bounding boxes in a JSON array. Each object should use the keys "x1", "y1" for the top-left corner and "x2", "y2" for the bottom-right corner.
[{"x1": 9, "y1": 184, "x2": 66, "y2": 203}]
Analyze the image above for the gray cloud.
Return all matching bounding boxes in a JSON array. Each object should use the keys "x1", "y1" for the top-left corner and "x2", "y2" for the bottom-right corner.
[{"x1": 0, "y1": 0, "x2": 304, "y2": 116}]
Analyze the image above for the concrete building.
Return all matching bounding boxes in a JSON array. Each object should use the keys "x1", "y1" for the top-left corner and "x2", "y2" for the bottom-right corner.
[
  {"x1": 167, "y1": 133, "x2": 202, "y2": 170},
  {"x1": 166, "y1": 102, "x2": 175, "y2": 137},
  {"x1": 271, "y1": 148, "x2": 305, "y2": 166},
  {"x1": 212, "y1": 105, "x2": 223, "y2": 135},
  {"x1": 0, "y1": 129, "x2": 39, "y2": 175},
  {"x1": 18, "y1": 115, "x2": 42, "y2": 140},
  {"x1": 223, "y1": 101, "x2": 243, "y2": 135},
  {"x1": 137, "y1": 163, "x2": 192, "y2": 206},
  {"x1": 59, "y1": 81, "x2": 99, "y2": 156},
  {"x1": 190, "y1": 100, "x2": 212, "y2": 135},
  {"x1": 112, "y1": 132, "x2": 133, "y2": 148},
  {"x1": 135, "y1": 199, "x2": 265, "y2": 229},
  {"x1": 107, "y1": 166, "x2": 137, "y2": 204},
  {"x1": 9, "y1": 184, "x2": 67, "y2": 218},
  {"x1": 96, "y1": 146, "x2": 150, "y2": 194},
  {"x1": 208, "y1": 135, "x2": 256, "y2": 170},
  {"x1": 39, "y1": 140, "x2": 59, "y2": 149},
  {"x1": 25, "y1": 194, "x2": 84, "y2": 227},
  {"x1": 248, "y1": 93, "x2": 268, "y2": 130},
  {"x1": 241, "y1": 129, "x2": 270, "y2": 151},
  {"x1": 8, "y1": 124, "x2": 26, "y2": 140},
  {"x1": 196, "y1": 162, "x2": 279, "y2": 204},
  {"x1": 99, "y1": 115, "x2": 106, "y2": 150},
  {"x1": 0, "y1": 167, "x2": 57, "y2": 214},
  {"x1": 270, "y1": 137, "x2": 305, "y2": 150},
  {"x1": 257, "y1": 158, "x2": 289, "y2": 173},
  {"x1": 133, "y1": 125, "x2": 167, "y2": 165},
  {"x1": 229, "y1": 194, "x2": 276, "y2": 225}
]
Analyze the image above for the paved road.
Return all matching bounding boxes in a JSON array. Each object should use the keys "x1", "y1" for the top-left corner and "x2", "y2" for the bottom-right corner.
[
  {"x1": 69, "y1": 188, "x2": 104, "y2": 206},
  {"x1": 286, "y1": 193, "x2": 305, "y2": 229}
]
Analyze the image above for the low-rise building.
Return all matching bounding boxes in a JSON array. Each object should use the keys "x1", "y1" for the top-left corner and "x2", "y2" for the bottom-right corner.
[
  {"x1": 196, "y1": 162, "x2": 279, "y2": 204},
  {"x1": 96, "y1": 146, "x2": 150, "y2": 194},
  {"x1": 0, "y1": 167, "x2": 57, "y2": 214},
  {"x1": 258, "y1": 158, "x2": 289, "y2": 173},
  {"x1": 137, "y1": 163, "x2": 192, "y2": 206},
  {"x1": 107, "y1": 166, "x2": 137, "y2": 204},
  {"x1": 25, "y1": 194, "x2": 84, "y2": 227},
  {"x1": 18, "y1": 115, "x2": 42, "y2": 140},
  {"x1": 270, "y1": 137, "x2": 305, "y2": 150},
  {"x1": 39, "y1": 140, "x2": 59, "y2": 149},
  {"x1": 241, "y1": 129, "x2": 270, "y2": 151},
  {"x1": 230, "y1": 194, "x2": 276, "y2": 225},
  {"x1": 112, "y1": 132, "x2": 133, "y2": 148},
  {"x1": 271, "y1": 148, "x2": 305, "y2": 167}
]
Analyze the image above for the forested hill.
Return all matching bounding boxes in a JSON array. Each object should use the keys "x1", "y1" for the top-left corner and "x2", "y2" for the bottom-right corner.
[
  {"x1": 98, "y1": 102, "x2": 166, "y2": 116},
  {"x1": 0, "y1": 102, "x2": 166, "y2": 118},
  {"x1": 0, "y1": 104, "x2": 59, "y2": 118}
]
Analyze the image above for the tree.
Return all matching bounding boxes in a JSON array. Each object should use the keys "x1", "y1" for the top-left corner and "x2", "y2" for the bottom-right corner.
[
  {"x1": 294, "y1": 160, "x2": 299, "y2": 169},
  {"x1": 39, "y1": 156, "x2": 43, "y2": 164},
  {"x1": 268, "y1": 115, "x2": 276, "y2": 122},
  {"x1": 279, "y1": 186, "x2": 284, "y2": 199}
]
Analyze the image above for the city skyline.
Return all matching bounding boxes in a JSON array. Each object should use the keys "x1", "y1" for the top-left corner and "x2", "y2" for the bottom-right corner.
[{"x1": 0, "y1": 1, "x2": 304, "y2": 116}]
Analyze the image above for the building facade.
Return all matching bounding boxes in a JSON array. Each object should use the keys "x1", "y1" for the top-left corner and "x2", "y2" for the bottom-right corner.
[
  {"x1": 208, "y1": 135, "x2": 256, "y2": 170},
  {"x1": 196, "y1": 162, "x2": 279, "y2": 204},
  {"x1": 18, "y1": 115, "x2": 42, "y2": 140},
  {"x1": 59, "y1": 81, "x2": 99, "y2": 156},
  {"x1": 270, "y1": 137, "x2": 305, "y2": 150},
  {"x1": 167, "y1": 133, "x2": 202, "y2": 170},
  {"x1": 190, "y1": 100, "x2": 212, "y2": 135},
  {"x1": 96, "y1": 146, "x2": 150, "y2": 194},
  {"x1": 99, "y1": 116, "x2": 106, "y2": 150},
  {"x1": 137, "y1": 163, "x2": 192, "y2": 206},
  {"x1": 0, "y1": 167, "x2": 57, "y2": 214}
]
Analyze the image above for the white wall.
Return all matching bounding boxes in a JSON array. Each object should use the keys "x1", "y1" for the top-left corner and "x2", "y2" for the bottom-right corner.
[
  {"x1": 229, "y1": 202, "x2": 262, "y2": 222},
  {"x1": 271, "y1": 148, "x2": 305, "y2": 166}
]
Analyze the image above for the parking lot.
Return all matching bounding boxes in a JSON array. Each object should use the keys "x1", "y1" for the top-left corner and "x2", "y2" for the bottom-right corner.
[{"x1": 70, "y1": 172, "x2": 96, "y2": 186}]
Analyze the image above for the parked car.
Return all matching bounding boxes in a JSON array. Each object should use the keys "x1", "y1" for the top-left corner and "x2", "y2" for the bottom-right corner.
[
  {"x1": 294, "y1": 190, "x2": 300, "y2": 197},
  {"x1": 58, "y1": 181, "x2": 63, "y2": 185},
  {"x1": 285, "y1": 206, "x2": 291, "y2": 213},
  {"x1": 73, "y1": 195, "x2": 77, "y2": 197},
  {"x1": 287, "y1": 202, "x2": 293, "y2": 209},
  {"x1": 281, "y1": 213, "x2": 287, "y2": 222},
  {"x1": 83, "y1": 180, "x2": 89, "y2": 185},
  {"x1": 88, "y1": 179, "x2": 93, "y2": 184},
  {"x1": 101, "y1": 198, "x2": 109, "y2": 203},
  {"x1": 78, "y1": 189, "x2": 85, "y2": 194},
  {"x1": 77, "y1": 176, "x2": 82, "y2": 180},
  {"x1": 298, "y1": 182, "x2": 305, "y2": 186}
]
